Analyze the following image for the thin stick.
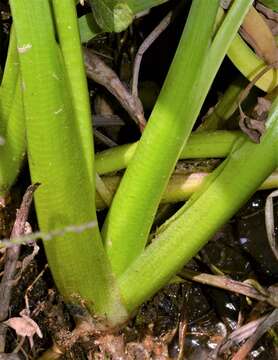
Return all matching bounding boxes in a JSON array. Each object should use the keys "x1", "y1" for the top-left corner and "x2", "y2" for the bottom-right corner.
[
  {"x1": 179, "y1": 269, "x2": 278, "y2": 307},
  {"x1": 238, "y1": 63, "x2": 275, "y2": 106},
  {"x1": 94, "y1": 129, "x2": 118, "y2": 147},
  {"x1": 0, "y1": 184, "x2": 39, "y2": 352},
  {"x1": 177, "y1": 319, "x2": 187, "y2": 360},
  {"x1": 84, "y1": 48, "x2": 146, "y2": 131},
  {"x1": 217, "y1": 315, "x2": 268, "y2": 355},
  {"x1": 0, "y1": 221, "x2": 97, "y2": 248},
  {"x1": 231, "y1": 309, "x2": 278, "y2": 360},
  {"x1": 264, "y1": 189, "x2": 278, "y2": 261},
  {"x1": 25, "y1": 264, "x2": 48, "y2": 314},
  {"x1": 132, "y1": 11, "x2": 173, "y2": 97}
]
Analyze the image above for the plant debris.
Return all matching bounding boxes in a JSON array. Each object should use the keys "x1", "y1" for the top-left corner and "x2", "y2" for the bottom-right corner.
[{"x1": 84, "y1": 48, "x2": 146, "y2": 132}]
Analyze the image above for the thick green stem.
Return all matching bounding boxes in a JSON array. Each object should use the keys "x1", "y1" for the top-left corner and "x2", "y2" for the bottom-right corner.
[
  {"x1": 96, "y1": 170, "x2": 278, "y2": 210},
  {"x1": 102, "y1": 0, "x2": 253, "y2": 277},
  {"x1": 0, "y1": 28, "x2": 19, "y2": 129},
  {"x1": 52, "y1": 0, "x2": 96, "y2": 186},
  {"x1": 0, "y1": 28, "x2": 25, "y2": 194},
  {"x1": 222, "y1": 6, "x2": 278, "y2": 93},
  {"x1": 10, "y1": 0, "x2": 127, "y2": 324},
  {"x1": 95, "y1": 131, "x2": 241, "y2": 175},
  {"x1": 227, "y1": 33, "x2": 278, "y2": 92},
  {"x1": 197, "y1": 77, "x2": 249, "y2": 131},
  {"x1": 119, "y1": 97, "x2": 278, "y2": 313},
  {"x1": 0, "y1": 77, "x2": 25, "y2": 195}
]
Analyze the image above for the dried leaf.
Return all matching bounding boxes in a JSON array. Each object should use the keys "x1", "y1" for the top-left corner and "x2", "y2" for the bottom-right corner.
[
  {"x1": 239, "y1": 95, "x2": 271, "y2": 143},
  {"x1": 240, "y1": 6, "x2": 278, "y2": 66},
  {"x1": 84, "y1": 48, "x2": 146, "y2": 131},
  {"x1": 257, "y1": 2, "x2": 278, "y2": 35},
  {"x1": 4, "y1": 311, "x2": 42, "y2": 348},
  {"x1": 258, "y1": 0, "x2": 278, "y2": 12},
  {"x1": 239, "y1": 114, "x2": 266, "y2": 143}
]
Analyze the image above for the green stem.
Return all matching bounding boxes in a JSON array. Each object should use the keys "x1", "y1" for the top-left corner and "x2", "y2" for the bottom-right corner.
[
  {"x1": 228, "y1": 33, "x2": 278, "y2": 92},
  {"x1": 10, "y1": 0, "x2": 127, "y2": 324},
  {"x1": 52, "y1": 0, "x2": 96, "y2": 186},
  {"x1": 102, "y1": 0, "x2": 253, "y2": 277},
  {"x1": 95, "y1": 130, "x2": 241, "y2": 175},
  {"x1": 0, "y1": 28, "x2": 19, "y2": 132},
  {"x1": 0, "y1": 27, "x2": 26, "y2": 195},
  {"x1": 95, "y1": 170, "x2": 278, "y2": 210},
  {"x1": 119, "y1": 96, "x2": 278, "y2": 313},
  {"x1": 223, "y1": 6, "x2": 278, "y2": 93},
  {"x1": 0, "y1": 77, "x2": 25, "y2": 195},
  {"x1": 51, "y1": 0, "x2": 128, "y2": 324},
  {"x1": 197, "y1": 76, "x2": 249, "y2": 131},
  {"x1": 0, "y1": 26, "x2": 19, "y2": 126}
]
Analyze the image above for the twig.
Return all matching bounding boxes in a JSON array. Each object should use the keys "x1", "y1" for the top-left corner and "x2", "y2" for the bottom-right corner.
[
  {"x1": 216, "y1": 314, "x2": 268, "y2": 356},
  {"x1": 179, "y1": 269, "x2": 278, "y2": 307},
  {"x1": 238, "y1": 63, "x2": 276, "y2": 105},
  {"x1": 231, "y1": 309, "x2": 278, "y2": 360},
  {"x1": 0, "y1": 184, "x2": 39, "y2": 352},
  {"x1": 93, "y1": 114, "x2": 124, "y2": 128},
  {"x1": 84, "y1": 48, "x2": 146, "y2": 131},
  {"x1": 132, "y1": 11, "x2": 173, "y2": 97},
  {"x1": 94, "y1": 129, "x2": 118, "y2": 147},
  {"x1": 265, "y1": 189, "x2": 278, "y2": 261},
  {"x1": 256, "y1": 3, "x2": 278, "y2": 22},
  {"x1": 0, "y1": 221, "x2": 97, "y2": 248},
  {"x1": 25, "y1": 264, "x2": 48, "y2": 315},
  {"x1": 177, "y1": 319, "x2": 187, "y2": 360}
]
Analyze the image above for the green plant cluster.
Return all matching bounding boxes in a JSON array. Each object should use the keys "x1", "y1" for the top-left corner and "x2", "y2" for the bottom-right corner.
[{"x1": 1, "y1": 0, "x2": 277, "y2": 325}]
